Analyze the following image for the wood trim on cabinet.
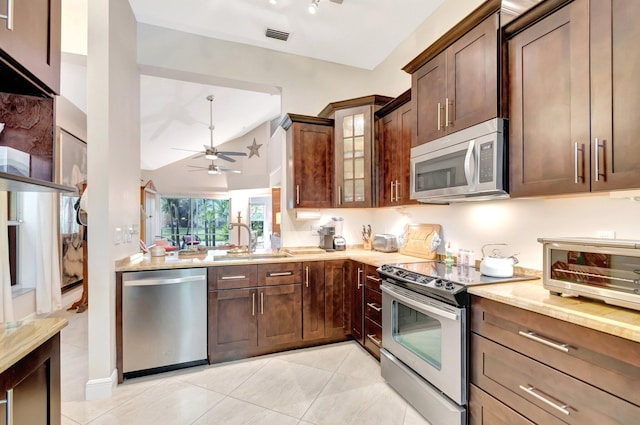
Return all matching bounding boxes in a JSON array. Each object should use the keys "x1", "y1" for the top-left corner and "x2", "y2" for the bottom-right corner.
[
  {"x1": 280, "y1": 113, "x2": 333, "y2": 130},
  {"x1": 374, "y1": 89, "x2": 411, "y2": 118},
  {"x1": 503, "y1": 0, "x2": 574, "y2": 39},
  {"x1": 403, "y1": 0, "x2": 503, "y2": 74},
  {"x1": 318, "y1": 95, "x2": 393, "y2": 119}
]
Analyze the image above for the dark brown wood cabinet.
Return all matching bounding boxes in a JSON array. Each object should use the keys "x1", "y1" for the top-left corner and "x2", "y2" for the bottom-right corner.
[
  {"x1": 508, "y1": 0, "x2": 590, "y2": 197},
  {"x1": 0, "y1": 334, "x2": 61, "y2": 425},
  {"x1": 407, "y1": 13, "x2": 499, "y2": 147},
  {"x1": 302, "y1": 261, "x2": 326, "y2": 340},
  {"x1": 362, "y1": 265, "x2": 383, "y2": 359},
  {"x1": 208, "y1": 263, "x2": 303, "y2": 362},
  {"x1": 320, "y1": 95, "x2": 392, "y2": 208},
  {"x1": 258, "y1": 283, "x2": 302, "y2": 346},
  {"x1": 509, "y1": 0, "x2": 640, "y2": 197},
  {"x1": 282, "y1": 114, "x2": 334, "y2": 209},
  {"x1": 376, "y1": 90, "x2": 414, "y2": 206},
  {"x1": 349, "y1": 261, "x2": 365, "y2": 343},
  {"x1": 325, "y1": 259, "x2": 349, "y2": 338},
  {"x1": 0, "y1": 0, "x2": 61, "y2": 94},
  {"x1": 469, "y1": 384, "x2": 535, "y2": 425},
  {"x1": 470, "y1": 295, "x2": 640, "y2": 425}
]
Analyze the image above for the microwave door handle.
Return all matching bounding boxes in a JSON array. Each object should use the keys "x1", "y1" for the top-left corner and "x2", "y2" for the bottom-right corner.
[{"x1": 464, "y1": 140, "x2": 476, "y2": 190}]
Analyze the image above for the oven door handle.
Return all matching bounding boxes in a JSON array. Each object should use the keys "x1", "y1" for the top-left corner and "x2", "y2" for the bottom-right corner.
[{"x1": 381, "y1": 284, "x2": 459, "y2": 321}]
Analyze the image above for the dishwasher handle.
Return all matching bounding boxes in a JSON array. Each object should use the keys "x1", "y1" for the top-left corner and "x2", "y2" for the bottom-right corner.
[{"x1": 124, "y1": 275, "x2": 205, "y2": 287}]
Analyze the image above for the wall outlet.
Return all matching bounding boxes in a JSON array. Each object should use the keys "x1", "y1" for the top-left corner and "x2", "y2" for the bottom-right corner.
[
  {"x1": 596, "y1": 230, "x2": 616, "y2": 239},
  {"x1": 114, "y1": 227, "x2": 123, "y2": 244}
]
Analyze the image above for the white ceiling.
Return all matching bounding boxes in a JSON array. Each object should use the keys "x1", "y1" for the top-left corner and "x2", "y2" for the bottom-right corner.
[{"x1": 60, "y1": 0, "x2": 446, "y2": 171}]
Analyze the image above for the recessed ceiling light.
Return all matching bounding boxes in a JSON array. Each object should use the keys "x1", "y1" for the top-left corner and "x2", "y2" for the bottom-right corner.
[
  {"x1": 308, "y1": 0, "x2": 319, "y2": 14},
  {"x1": 269, "y1": 0, "x2": 277, "y2": 4}
]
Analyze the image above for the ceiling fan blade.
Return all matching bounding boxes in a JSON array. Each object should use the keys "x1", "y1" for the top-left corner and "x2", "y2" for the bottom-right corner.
[
  {"x1": 218, "y1": 151, "x2": 247, "y2": 156},
  {"x1": 216, "y1": 153, "x2": 236, "y2": 163},
  {"x1": 187, "y1": 169, "x2": 206, "y2": 172},
  {"x1": 219, "y1": 166, "x2": 241, "y2": 174},
  {"x1": 171, "y1": 147, "x2": 202, "y2": 153},
  {"x1": 186, "y1": 165, "x2": 207, "y2": 169},
  {"x1": 192, "y1": 153, "x2": 205, "y2": 159}
]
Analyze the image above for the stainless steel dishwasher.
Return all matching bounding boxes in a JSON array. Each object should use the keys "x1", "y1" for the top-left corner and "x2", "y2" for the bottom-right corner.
[{"x1": 122, "y1": 268, "x2": 207, "y2": 378}]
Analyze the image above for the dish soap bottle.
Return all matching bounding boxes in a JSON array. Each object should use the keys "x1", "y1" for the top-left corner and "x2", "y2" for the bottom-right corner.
[{"x1": 444, "y1": 242, "x2": 455, "y2": 267}]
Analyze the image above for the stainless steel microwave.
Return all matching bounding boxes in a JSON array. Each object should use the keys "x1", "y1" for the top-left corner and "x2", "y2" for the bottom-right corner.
[{"x1": 410, "y1": 118, "x2": 508, "y2": 203}]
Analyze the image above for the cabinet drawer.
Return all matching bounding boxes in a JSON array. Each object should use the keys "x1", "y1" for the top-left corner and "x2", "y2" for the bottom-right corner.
[
  {"x1": 471, "y1": 333, "x2": 640, "y2": 425},
  {"x1": 469, "y1": 384, "x2": 535, "y2": 425},
  {"x1": 364, "y1": 265, "x2": 382, "y2": 291},
  {"x1": 257, "y1": 262, "x2": 302, "y2": 286},
  {"x1": 209, "y1": 265, "x2": 257, "y2": 290},
  {"x1": 364, "y1": 317, "x2": 382, "y2": 359},
  {"x1": 471, "y1": 296, "x2": 640, "y2": 406},
  {"x1": 364, "y1": 288, "x2": 382, "y2": 325}
]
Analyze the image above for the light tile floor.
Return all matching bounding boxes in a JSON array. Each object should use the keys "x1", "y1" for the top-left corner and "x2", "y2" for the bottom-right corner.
[{"x1": 52, "y1": 294, "x2": 431, "y2": 425}]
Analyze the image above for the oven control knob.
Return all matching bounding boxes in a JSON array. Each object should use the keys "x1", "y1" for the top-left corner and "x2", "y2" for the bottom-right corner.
[
  {"x1": 434, "y1": 279, "x2": 443, "y2": 287},
  {"x1": 445, "y1": 281, "x2": 455, "y2": 291}
]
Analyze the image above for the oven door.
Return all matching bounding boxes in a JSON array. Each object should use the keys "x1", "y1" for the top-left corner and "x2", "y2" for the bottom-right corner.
[{"x1": 381, "y1": 282, "x2": 467, "y2": 405}]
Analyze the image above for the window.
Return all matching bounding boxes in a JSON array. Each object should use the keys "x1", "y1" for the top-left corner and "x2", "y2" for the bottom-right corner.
[
  {"x1": 159, "y1": 197, "x2": 230, "y2": 248},
  {"x1": 250, "y1": 203, "x2": 265, "y2": 249},
  {"x1": 6, "y1": 192, "x2": 21, "y2": 286}
]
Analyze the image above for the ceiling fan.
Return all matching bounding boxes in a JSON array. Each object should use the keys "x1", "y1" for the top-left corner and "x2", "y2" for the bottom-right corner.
[
  {"x1": 173, "y1": 95, "x2": 248, "y2": 163},
  {"x1": 187, "y1": 160, "x2": 241, "y2": 175}
]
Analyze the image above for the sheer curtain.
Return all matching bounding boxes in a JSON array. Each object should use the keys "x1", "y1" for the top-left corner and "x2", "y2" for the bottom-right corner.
[
  {"x1": 0, "y1": 192, "x2": 14, "y2": 322},
  {"x1": 22, "y1": 192, "x2": 62, "y2": 314}
]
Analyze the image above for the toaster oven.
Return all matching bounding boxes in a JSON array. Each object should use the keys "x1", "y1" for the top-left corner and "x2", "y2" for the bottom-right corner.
[
  {"x1": 373, "y1": 234, "x2": 398, "y2": 252},
  {"x1": 538, "y1": 237, "x2": 640, "y2": 311}
]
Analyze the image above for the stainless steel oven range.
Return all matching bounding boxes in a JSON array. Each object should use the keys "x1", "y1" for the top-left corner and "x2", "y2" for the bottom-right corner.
[{"x1": 377, "y1": 262, "x2": 537, "y2": 425}]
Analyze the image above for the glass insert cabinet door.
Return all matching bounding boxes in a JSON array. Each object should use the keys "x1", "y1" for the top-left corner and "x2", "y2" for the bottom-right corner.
[{"x1": 335, "y1": 106, "x2": 372, "y2": 207}]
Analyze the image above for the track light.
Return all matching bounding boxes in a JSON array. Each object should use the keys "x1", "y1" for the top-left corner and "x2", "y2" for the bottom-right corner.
[{"x1": 308, "y1": 0, "x2": 319, "y2": 14}]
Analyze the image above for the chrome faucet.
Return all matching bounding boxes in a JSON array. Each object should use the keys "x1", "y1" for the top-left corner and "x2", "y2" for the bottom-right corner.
[{"x1": 229, "y1": 223, "x2": 257, "y2": 253}]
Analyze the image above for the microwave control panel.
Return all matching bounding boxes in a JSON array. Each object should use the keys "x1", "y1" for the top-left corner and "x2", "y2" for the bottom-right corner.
[{"x1": 479, "y1": 141, "x2": 494, "y2": 183}]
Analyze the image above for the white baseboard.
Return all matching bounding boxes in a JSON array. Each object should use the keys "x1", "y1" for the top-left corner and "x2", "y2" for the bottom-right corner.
[{"x1": 85, "y1": 369, "x2": 117, "y2": 400}]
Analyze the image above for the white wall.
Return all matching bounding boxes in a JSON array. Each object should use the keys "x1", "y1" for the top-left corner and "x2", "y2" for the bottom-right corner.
[{"x1": 86, "y1": 0, "x2": 140, "y2": 400}]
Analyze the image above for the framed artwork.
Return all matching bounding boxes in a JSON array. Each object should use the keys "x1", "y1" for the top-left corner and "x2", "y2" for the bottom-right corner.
[
  {"x1": 57, "y1": 127, "x2": 87, "y2": 194},
  {"x1": 56, "y1": 127, "x2": 87, "y2": 288}
]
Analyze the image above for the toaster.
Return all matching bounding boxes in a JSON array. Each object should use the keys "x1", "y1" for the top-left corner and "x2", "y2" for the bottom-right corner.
[{"x1": 373, "y1": 234, "x2": 398, "y2": 252}]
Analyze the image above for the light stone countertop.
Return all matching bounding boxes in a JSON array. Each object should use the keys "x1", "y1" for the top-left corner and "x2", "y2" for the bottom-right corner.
[
  {"x1": 0, "y1": 317, "x2": 68, "y2": 374},
  {"x1": 468, "y1": 280, "x2": 640, "y2": 343},
  {"x1": 115, "y1": 247, "x2": 430, "y2": 272}
]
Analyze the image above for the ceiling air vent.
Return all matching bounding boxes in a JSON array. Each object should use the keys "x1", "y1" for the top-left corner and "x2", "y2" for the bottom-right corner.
[{"x1": 265, "y1": 28, "x2": 290, "y2": 42}]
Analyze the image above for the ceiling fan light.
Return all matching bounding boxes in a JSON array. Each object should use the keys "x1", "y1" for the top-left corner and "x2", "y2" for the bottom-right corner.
[
  {"x1": 269, "y1": 0, "x2": 277, "y2": 4},
  {"x1": 205, "y1": 153, "x2": 218, "y2": 160},
  {"x1": 208, "y1": 169, "x2": 218, "y2": 175},
  {"x1": 308, "y1": 0, "x2": 319, "y2": 14}
]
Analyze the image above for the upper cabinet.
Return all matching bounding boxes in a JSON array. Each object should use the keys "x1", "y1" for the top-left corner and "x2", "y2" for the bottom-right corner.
[
  {"x1": 0, "y1": 0, "x2": 61, "y2": 94},
  {"x1": 507, "y1": 0, "x2": 640, "y2": 197},
  {"x1": 404, "y1": 6, "x2": 500, "y2": 147},
  {"x1": 282, "y1": 114, "x2": 334, "y2": 209},
  {"x1": 319, "y1": 95, "x2": 392, "y2": 208},
  {"x1": 376, "y1": 90, "x2": 415, "y2": 207}
]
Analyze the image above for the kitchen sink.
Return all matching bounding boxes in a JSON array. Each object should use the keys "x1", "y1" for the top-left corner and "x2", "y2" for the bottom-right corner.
[{"x1": 211, "y1": 252, "x2": 293, "y2": 261}]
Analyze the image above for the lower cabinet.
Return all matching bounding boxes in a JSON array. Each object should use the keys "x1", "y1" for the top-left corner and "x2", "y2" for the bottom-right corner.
[
  {"x1": 302, "y1": 261, "x2": 326, "y2": 340},
  {"x1": 349, "y1": 261, "x2": 365, "y2": 343},
  {"x1": 259, "y1": 284, "x2": 302, "y2": 346},
  {"x1": 363, "y1": 265, "x2": 383, "y2": 359},
  {"x1": 208, "y1": 261, "x2": 350, "y2": 363},
  {"x1": 470, "y1": 295, "x2": 640, "y2": 425},
  {"x1": 0, "y1": 334, "x2": 61, "y2": 425}
]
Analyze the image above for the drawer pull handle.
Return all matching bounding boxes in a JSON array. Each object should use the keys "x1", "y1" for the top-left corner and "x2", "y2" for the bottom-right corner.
[
  {"x1": 367, "y1": 334, "x2": 382, "y2": 347},
  {"x1": 268, "y1": 271, "x2": 293, "y2": 277},
  {"x1": 366, "y1": 302, "x2": 382, "y2": 312},
  {"x1": 0, "y1": 389, "x2": 13, "y2": 424},
  {"x1": 0, "y1": 0, "x2": 13, "y2": 30},
  {"x1": 252, "y1": 292, "x2": 256, "y2": 317},
  {"x1": 519, "y1": 385, "x2": 570, "y2": 416},
  {"x1": 518, "y1": 331, "x2": 569, "y2": 353},
  {"x1": 221, "y1": 275, "x2": 247, "y2": 280},
  {"x1": 366, "y1": 275, "x2": 381, "y2": 282}
]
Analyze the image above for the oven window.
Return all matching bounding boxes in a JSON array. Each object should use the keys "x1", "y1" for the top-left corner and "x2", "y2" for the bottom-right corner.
[{"x1": 393, "y1": 301, "x2": 442, "y2": 369}]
